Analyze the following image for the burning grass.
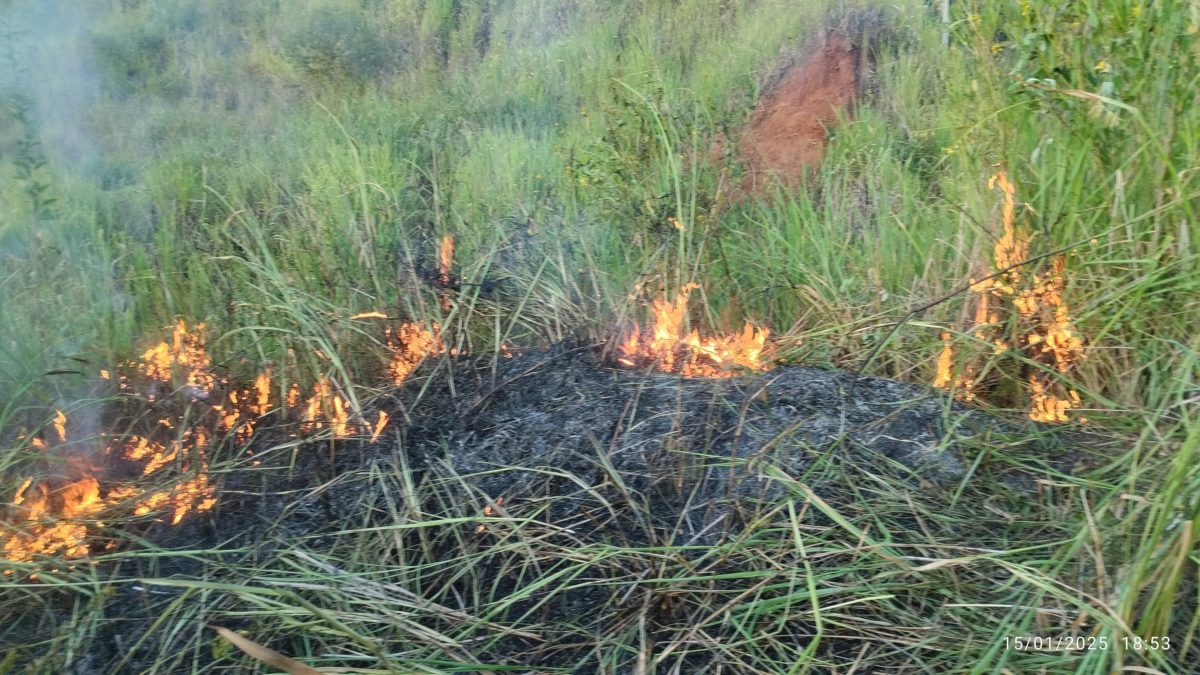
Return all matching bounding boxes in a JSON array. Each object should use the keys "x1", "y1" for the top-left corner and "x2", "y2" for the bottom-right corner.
[
  {"x1": 386, "y1": 321, "x2": 445, "y2": 385},
  {"x1": 1, "y1": 344, "x2": 1114, "y2": 672},
  {"x1": 617, "y1": 284, "x2": 770, "y2": 377},
  {"x1": 935, "y1": 171, "x2": 1088, "y2": 423},
  {"x1": 0, "y1": 317, "x2": 1169, "y2": 671},
  {"x1": 135, "y1": 320, "x2": 217, "y2": 398},
  {"x1": 4, "y1": 476, "x2": 103, "y2": 564},
  {"x1": 6, "y1": 336, "x2": 231, "y2": 573},
  {"x1": 0, "y1": 312, "x2": 453, "y2": 577},
  {"x1": 1, "y1": 0, "x2": 1196, "y2": 670},
  {"x1": 3, "y1": 425, "x2": 218, "y2": 575}
]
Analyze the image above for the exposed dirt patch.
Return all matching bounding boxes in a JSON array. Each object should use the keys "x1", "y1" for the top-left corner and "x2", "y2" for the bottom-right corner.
[{"x1": 736, "y1": 33, "x2": 862, "y2": 193}]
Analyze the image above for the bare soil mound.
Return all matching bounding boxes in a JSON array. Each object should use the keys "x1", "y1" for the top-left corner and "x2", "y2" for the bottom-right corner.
[
  {"x1": 410, "y1": 344, "x2": 977, "y2": 512},
  {"x1": 737, "y1": 34, "x2": 861, "y2": 191}
]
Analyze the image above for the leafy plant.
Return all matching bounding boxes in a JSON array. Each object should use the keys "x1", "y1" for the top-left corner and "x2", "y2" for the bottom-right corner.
[{"x1": 279, "y1": 6, "x2": 396, "y2": 87}]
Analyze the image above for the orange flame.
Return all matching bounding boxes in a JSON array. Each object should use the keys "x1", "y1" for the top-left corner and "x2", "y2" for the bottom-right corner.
[
  {"x1": 3, "y1": 477, "x2": 108, "y2": 571},
  {"x1": 4, "y1": 415, "x2": 106, "y2": 571},
  {"x1": 137, "y1": 320, "x2": 216, "y2": 396},
  {"x1": 3, "y1": 478, "x2": 101, "y2": 564},
  {"x1": 933, "y1": 333, "x2": 954, "y2": 389},
  {"x1": 618, "y1": 285, "x2": 770, "y2": 377},
  {"x1": 987, "y1": 171, "x2": 1028, "y2": 275},
  {"x1": 369, "y1": 410, "x2": 389, "y2": 444},
  {"x1": 5, "y1": 316, "x2": 438, "y2": 576},
  {"x1": 387, "y1": 322, "x2": 443, "y2": 385},
  {"x1": 252, "y1": 371, "x2": 272, "y2": 417},
  {"x1": 218, "y1": 393, "x2": 241, "y2": 431},
  {"x1": 439, "y1": 235, "x2": 454, "y2": 287},
  {"x1": 1028, "y1": 377, "x2": 1083, "y2": 423},
  {"x1": 213, "y1": 383, "x2": 265, "y2": 444},
  {"x1": 331, "y1": 396, "x2": 350, "y2": 438},
  {"x1": 3, "y1": 323, "x2": 228, "y2": 575},
  {"x1": 301, "y1": 379, "x2": 329, "y2": 431},
  {"x1": 124, "y1": 436, "x2": 178, "y2": 476},
  {"x1": 11, "y1": 478, "x2": 33, "y2": 508},
  {"x1": 125, "y1": 425, "x2": 218, "y2": 525},
  {"x1": 935, "y1": 171, "x2": 1086, "y2": 421},
  {"x1": 52, "y1": 410, "x2": 67, "y2": 444},
  {"x1": 299, "y1": 376, "x2": 359, "y2": 438},
  {"x1": 132, "y1": 463, "x2": 217, "y2": 526},
  {"x1": 438, "y1": 235, "x2": 454, "y2": 311},
  {"x1": 931, "y1": 333, "x2": 977, "y2": 401}
]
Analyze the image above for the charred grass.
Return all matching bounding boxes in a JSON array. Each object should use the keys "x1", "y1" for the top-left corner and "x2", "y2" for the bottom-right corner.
[{"x1": 2, "y1": 0, "x2": 1199, "y2": 672}]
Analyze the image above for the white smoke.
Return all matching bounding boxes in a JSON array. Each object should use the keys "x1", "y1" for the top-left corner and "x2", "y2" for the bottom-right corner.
[{"x1": 0, "y1": 0, "x2": 103, "y2": 174}]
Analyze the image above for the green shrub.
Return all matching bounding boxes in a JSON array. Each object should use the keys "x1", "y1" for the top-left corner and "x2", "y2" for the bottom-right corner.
[
  {"x1": 91, "y1": 23, "x2": 184, "y2": 99},
  {"x1": 279, "y1": 6, "x2": 397, "y2": 86}
]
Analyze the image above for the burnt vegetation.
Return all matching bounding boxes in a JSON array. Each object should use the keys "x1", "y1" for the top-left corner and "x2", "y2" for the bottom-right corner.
[{"x1": 1, "y1": 0, "x2": 1198, "y2": 673}]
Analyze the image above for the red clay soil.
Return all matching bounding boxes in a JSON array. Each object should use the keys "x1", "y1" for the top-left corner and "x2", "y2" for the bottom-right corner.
[{"x1": 737, "y1": 34, "x2": 860, "y2": 193}]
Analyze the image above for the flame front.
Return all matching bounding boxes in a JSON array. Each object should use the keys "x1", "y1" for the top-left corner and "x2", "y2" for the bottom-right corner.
[
  {"x1": 298, "y1": 376, "x2": 367, "y2": 439},
  {"x1": 617, "y1": 285, "x2": 770, "y2": 378},
  {"x1": 387, "y1": 322, "x2": 444, "y2": 385},
  {"x1": 3, "y1": 409, "x2": 219, "y2": 575},
  {"x1": 124, "y1": 436, "x2": 178, "y2": 476},
  {"x1": 4, "y1": 315, "x2": 454, "y2": 576},
  {"x1": 369, "y1": 411, "x2": 389, "y2": 444},
  {"x1": 438, "y1": 235, "x2": 454, "y2": 310},
  {"x1": 135, "y1": 320, "x2": 216, "y2": 397},
  {"x1": 935, "y1": 171, "x2": 1086, "y2": 422},
  {"x1": 4, "y1": 332, "x2": 226, "y2": 574},
  {"x1": 933, "y1": 334, "x2": 954, "y2": 389},
  {"x1": 132, "y1": 461, "x2": 217, "y2": 526},
  {"x1": 3, "y1": 476, "x2": 102, "y2": 565},
  {"x1": 52, "y1": 410, "x2": 67, "y2": 444},
  {"x1": 439, "y1": 236, "x2": 454, "y2": 287},
  {"x1": 252, "y1": 371, "x2": 272, "y2": 416}
]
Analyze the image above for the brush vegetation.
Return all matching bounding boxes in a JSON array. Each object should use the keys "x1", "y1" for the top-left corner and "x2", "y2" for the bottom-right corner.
[{"x1": 1, "y1": 0, "x2": 1198, "y2": 672}]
